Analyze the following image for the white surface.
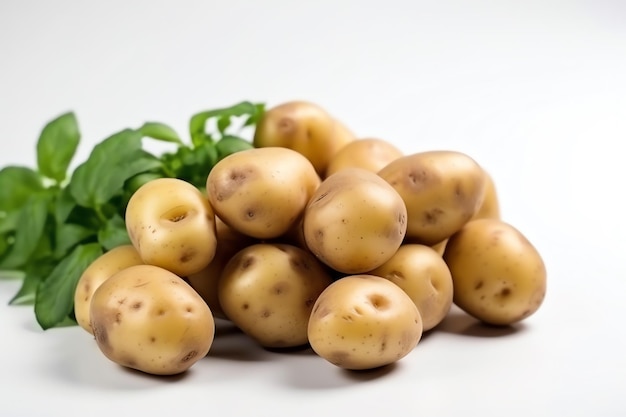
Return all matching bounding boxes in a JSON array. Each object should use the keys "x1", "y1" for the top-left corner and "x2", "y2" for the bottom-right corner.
[{"x1": 1, "y1": 0, "x2": 626, "y2": 416}]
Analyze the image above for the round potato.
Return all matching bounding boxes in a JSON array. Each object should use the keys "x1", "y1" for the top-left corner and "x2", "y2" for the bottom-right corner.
[
  {"x1": 186, "y1": 217, "x2": 256, "y2": 320},
  {"x1": 125, "y1": 177, "x2": 217, "y2": 277},
  {"x1": 378, "y1": 150, "x2": 487, "y2": 246},
  {"x1": 368, "y1": 244, "x2": 453, "y2": 332},
  {"x1": 308, "y1": 274, "x2": 423, "y2": 370},
  {"x1": 253, "y1": 101, "x2": 354, "y2": 176},
  {"x1": 90, "y1": 264, "x2": 215, "y2": 375},
  {"x1": 303, "y1": 168, "x2": 407, "y2": 274},
  {"x1": 218, "y1": 243, "x2": 333, "y2": 348},
  {"x1": 206, "y1": 147, "x2": 320, "y2": 239},
  {"x1": 325, "y1": 138, "x2": 403, "y2": 178},
  {"x1": 74, "y1": 245, "x2": 143, "y2": 334},
  {"x1": 443, "y1": 218, "x2": 547, "y2": 326}
]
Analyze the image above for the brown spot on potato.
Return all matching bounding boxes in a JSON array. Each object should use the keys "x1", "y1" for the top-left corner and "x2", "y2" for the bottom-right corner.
[
  {"x1": 242, "y1": 303, "x2": 249, "y2": 310},
  {"x1": 423, "y1": 208, "x2": 444, "y2": 225},
  {"x1": 499, "y1": 287, "x2": 511, "y2": 297},
  {"x1": 261, "y1": 309, "x2": 272, "y2": 318},
  {"x1": 181, "y1": 350, "x2": 198, "y2": 363},
  {"x1": 131, "y1": 301, "x2": 143, "y2": 310},
  {"x1": 328, "y1": 351, "x2": 350, "y2": 366},
  {"x1": 241, "y1": 256, "x2": 255, "y2": 269},
  {"x1": 474, "y1": 281, "x2": 484, "y2": 290},
  {"x1": 150, "y1": 336, "x2": 156, "y2": 343},
  {"x1": 304, "y1": 298, "x2": 315, "y2": 308},
  {"x1": 115, "y1": 312, "x2": 122, "y2": 324},
  {"x1": 272, "y1": 281, "x2": 290, "y2": 295},
  {"x1": 92, "y1": 322, "x2": 111, "y2": 354},
  {"x1": 157, "y1": 309, "x2": 166, "y2": 316},
  {"x1": 179, "y1": 249, "x2": 196, "y2": 263},
  {"x1": 117, "y1": 297, "x2": 127, "y2": 305},
  {"x1": 215, "y1": 166, "x2": 257, "y2": 201}
]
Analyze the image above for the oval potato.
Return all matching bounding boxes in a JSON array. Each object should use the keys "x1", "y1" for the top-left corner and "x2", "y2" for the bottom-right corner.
[
  {"x1": 325, "y1": 138, "x2": 403, "y2": 178},
  {"x1": 443, "y1": 218, "x2": 547, "y2": 326},
  {"x1": 90, "y1": 264, "x2": 215, "y2": 375},
  {"x1": 308, "y1": 274, "x2": 423, "y2": 370},
  {"x1": 378, "y1": 150, "x2": 486, "y2": 245}
]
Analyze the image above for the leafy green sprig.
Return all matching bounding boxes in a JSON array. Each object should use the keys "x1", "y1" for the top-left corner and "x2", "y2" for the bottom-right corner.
[{"x1": 0, "y1": 101, "x2": 265, "y2": 330}]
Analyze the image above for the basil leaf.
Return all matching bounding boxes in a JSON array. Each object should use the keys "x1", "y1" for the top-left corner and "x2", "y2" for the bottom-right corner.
[
  {"x1": 0, "y1": 232, "x2": 9, "y2": 259},
  {"x1": 98, "y1": 213, "x2": 131, "y2": 250},
  {"x1": 0, "y1": 210, "x2": 20, "y2": 234},
  {"x1": 138, "y1": 122, "x2": 183, "y2": 144},
  {"x1": 34, "y1": 243, "x2": 103, "y2": 330},
  {"x1": 36, "y1": 112, "x2": 80, "y2": 183},
  {"x1": 54, "y1": 186, "x2": 76, "y2": 225},
  {"x1": 216, "y1": 135, "x2": 254, "y2": 161},
  {"x1": 189, "y1": 101, "x2": 259, "y2": 147},
  {"x1": 9, "y1": 262, "x2": 54, "y2": 305},
  {"x1": 0, "y1": 193, "x2": 50, "y2": 270},
  {"x1": 54, "y1": 223, "x2": 95, "y2": 258},
  {"x1": 69, "y1": 130, "x2": 161, "y2": 208},
  {"x1": 0, "y1": 166, "x2": 44, "y2": 211}
]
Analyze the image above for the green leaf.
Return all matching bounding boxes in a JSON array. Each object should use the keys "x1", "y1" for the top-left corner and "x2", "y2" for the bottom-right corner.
[
  {"x1": 0, "y1": 233, "x2": 10, "y2": 259},
  {"x1": 69, "y1": 130, "x2": 162, "y2": 208},
  {"x1": 0, "y1": 166, "x2": 44, "y2": 211},
  {"x1": 0, "y1": 210, "x2": 20, "y2": 234},
  {"x1": 0, "y1": 193, "x2": 50, "y2": 270},
  {"x1": 98, "y1": 213, "x2": 131, "y2": 250},
  {"x1": 36, "y1": 112, "x2": 80, "y2": 183},
  {"x1": 138, "y1": 122, "x2": 183, "y2": 144},
  {"x1": 54, "y1": 223, "x2": 95, "y2": 258},
  {"x1": 54, "y1": 186, "x2": 76, "y2": 225},
  {"x1": 34, "y1": 243, "x2": 103, "y2": 330},
  {"x1": 189, "y1": 101, "x2": 260, "y2": 147},
  {"x1": 215, "y1": 135, "x2": 254, "y2": 161},
  {"x1": 9, "y1": 263, "x2": 54, "y2": 305}
]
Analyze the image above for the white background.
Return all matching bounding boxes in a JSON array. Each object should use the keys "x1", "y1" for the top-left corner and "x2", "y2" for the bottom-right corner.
[{"x1": 1, "y1": 1, "x2": 626, "y2": 416}]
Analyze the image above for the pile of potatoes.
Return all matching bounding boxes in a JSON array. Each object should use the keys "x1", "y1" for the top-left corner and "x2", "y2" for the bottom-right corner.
[{"x1": 74, "y1": 101, "x2": 547, "y2": 376}]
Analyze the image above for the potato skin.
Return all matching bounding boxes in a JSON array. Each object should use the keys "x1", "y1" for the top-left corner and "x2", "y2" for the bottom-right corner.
[
  {"x1": 325, "y1": 138, "x2": 403, "y2": 178},
  {"x1": 368, "y1": 244, "x2": 453, "y2": 332},
  {"x1": 303, "y1": 168, "x2": 407, "y2": 274},
  {"x1": 308, "y1": 275, "x2": 423, "y2": 370},
  {"x1": 74, "y1": 245, "x2": 143, "y2": 334},
  {"x1": 218, "y1": 243, "x2": 333, "y2": 348},
  {"x1": 253, "y1": 101, "x2": 354, "y2": 176},
  {"x1": 206, "y1": 147, "x2": 320, "y2": 239},
  {"x1": 378, "y1": 150, "x2": 486, "y2": 246},
  {"x1": 186, "y1": 217, "x2": 256, "y2": 320},
  {"x1": 472, "y1": 169, "x2": 500, "y2": 220},
  {"x1": 125, "y1": 178, "x2": 217, "y2": 277},
  {"x1": 443, "y1": 219, "x2": 547, "y2": 326},
  {"x1": 90, "y1": 265, "x2": 215, "y2": 375}
]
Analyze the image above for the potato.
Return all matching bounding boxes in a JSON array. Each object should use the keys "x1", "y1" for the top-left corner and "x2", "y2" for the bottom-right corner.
[
  {"x1": 472, "y1": 169, "x2": 500, "y2": 220},
  {"x1": 218, "y1": 243, "x2": 333, "y2": 348},
  {"x1": 443, "y1": 218, "x2": 547, "y2": 326},
  {"x1": 368, "y1": 244, "x2": 453, "y2": 332},
  {"x1": 206, "y1": 147, "x2": 320, "y2": 239},
  {"x1": 325, "y1": 138, "x2": 403, "y2": 178},
  {"x1": 303, "y1": 168, "x2": 407, "y2": 274},
  {"x1": 125, "y1": 177, "x2": 217, "y2": 277},
  {"x1": 378, "y1": 150, "x2": 486, "y2": 246},
  {"x1": 308, "y1": 274, "x2": 423, "y2": 370},
  {"x1": 74, "y1": 245, "x2": 143, "y2": 334},
  {"x1": 253, "y1": 101, "x2": 354, "y2": 176},
  {"x1": 90, "y1": 264, "x2": 215, "y2": 375},
  {"x1": 186, "y1": 217, "x2": 256, "y2": 320}
]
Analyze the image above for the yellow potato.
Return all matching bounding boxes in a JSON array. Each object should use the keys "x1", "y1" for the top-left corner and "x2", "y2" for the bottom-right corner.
[
  {"x1": 308, "y1": 275, "x2": 423, "y2": 370},
  {"x1": 253, "y1": 101, "x2": 355, "y2": 176},
  {"x1": 368, "y1": 244, "x2": 453, "y2": 332},
  {"x1": 74, "y1": 245, "x2": 143, "y2": 334},
  {"x1": 125, "y1": 178, "x2": 217, "y2": 277},
  {"x1": 443, "y1": 218, "x2": 547, "y2": 326},
  {"x1": 206, "y1": 147, "x2": 320, "y2": 239},
  {"x1": 90, "y1": 264, "x2": 215, "y2": 375},
  {"x1": 378, "y1": 150, "x2": 486, "y2": 245},
  {"x1": 218, "y1": 243, "x2": 333, "y2": 348},
  {"x1": 303, "y1": 168, "x2": 407, "y2": 274},
  {"x1": 325, "y1": 138, "x2": 403, "y2": 178}
]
